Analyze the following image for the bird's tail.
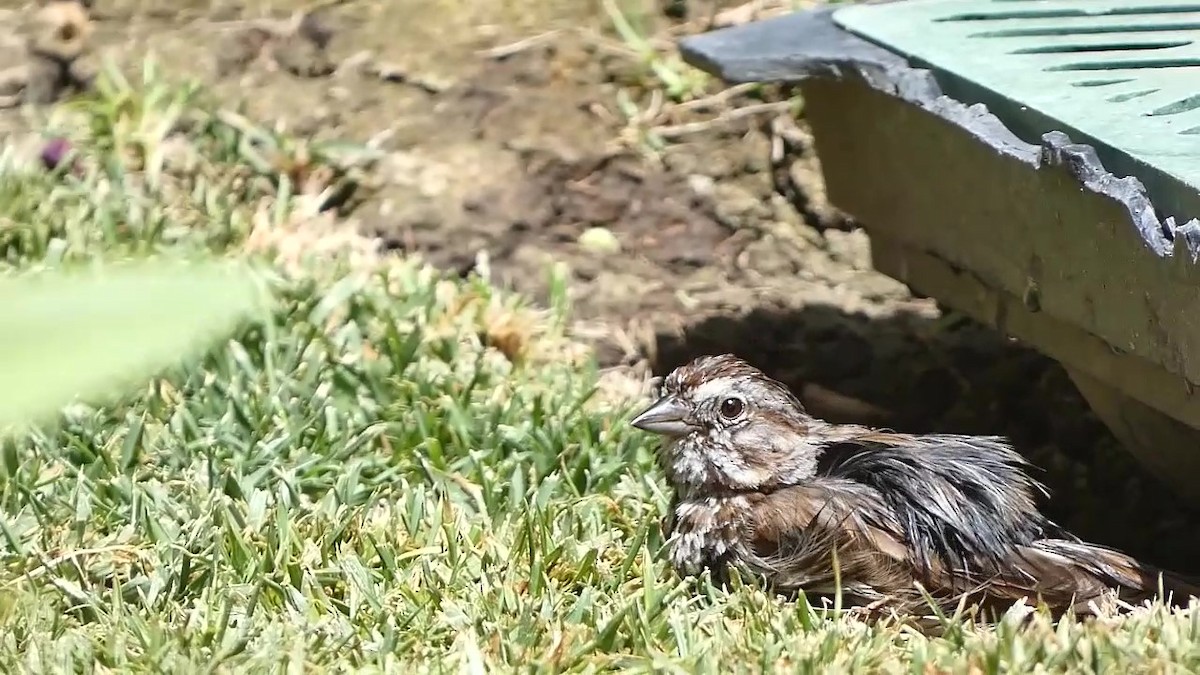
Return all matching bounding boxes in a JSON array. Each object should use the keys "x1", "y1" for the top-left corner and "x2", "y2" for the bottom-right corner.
[{"x1": 1035, "y1": 539, "x2": 1200, "y2": 609}]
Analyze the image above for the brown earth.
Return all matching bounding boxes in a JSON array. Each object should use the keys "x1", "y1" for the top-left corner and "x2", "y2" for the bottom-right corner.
[{"x1": 4, "y1": 0, "x2": 1198, "y2": 573}]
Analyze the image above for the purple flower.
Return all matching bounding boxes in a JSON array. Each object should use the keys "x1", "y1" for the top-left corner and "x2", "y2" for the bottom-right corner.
[{"x1": 40, "y1": 137, "x2": 73, "y2": 171}]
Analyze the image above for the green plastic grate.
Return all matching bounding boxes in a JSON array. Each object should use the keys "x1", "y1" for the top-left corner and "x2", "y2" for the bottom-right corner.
[{"x1": 833, "y1": 0, "x2": 1200, "y2": 213}]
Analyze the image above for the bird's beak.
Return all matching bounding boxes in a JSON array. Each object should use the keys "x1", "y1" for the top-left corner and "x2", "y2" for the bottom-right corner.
[{"x1": 630, "y1": 395, "x2": 696, "y2": 437}]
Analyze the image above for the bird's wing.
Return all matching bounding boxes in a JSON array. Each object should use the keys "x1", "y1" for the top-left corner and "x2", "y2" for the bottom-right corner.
[
  {"x1": 742, "y1": 479, "x2": 1119, "y2": 613},
  {"x1": 743, "y1": 436, "x2": 1197, "y2": 614},
  {"x1": 814, "y1": 431, "x2": 1073, "y2": 576},
  {"x1": 817, "y1": 433, "x2": 1200, "y2": 611},
  {"x1": 744, "y1": 480, "x2": 914, "y2": 597}
]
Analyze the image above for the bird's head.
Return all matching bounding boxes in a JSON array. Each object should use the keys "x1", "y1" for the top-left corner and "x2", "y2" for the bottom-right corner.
[{"x1": 631, "y1": 354, "x2": 824, "y2": 493}]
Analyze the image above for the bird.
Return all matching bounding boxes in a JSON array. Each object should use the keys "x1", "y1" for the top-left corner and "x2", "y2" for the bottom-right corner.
[{"x1": 630, "y1": 353, "x2": 1200, "y2": 620}]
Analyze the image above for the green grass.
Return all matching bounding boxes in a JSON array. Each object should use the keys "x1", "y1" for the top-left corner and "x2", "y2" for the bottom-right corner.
[{"x1": 0, "y1": 62, "x2": 1194, "y2": 673}]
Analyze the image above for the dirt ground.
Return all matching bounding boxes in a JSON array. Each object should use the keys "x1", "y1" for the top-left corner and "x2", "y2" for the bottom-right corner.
[{"x1": 6, "y1": 0, "x2": 1199, "y2": 572}]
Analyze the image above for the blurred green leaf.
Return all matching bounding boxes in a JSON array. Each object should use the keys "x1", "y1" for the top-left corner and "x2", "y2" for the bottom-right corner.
[{"x1": 0, "y1": 259, "x2": 268, "y2": 431}]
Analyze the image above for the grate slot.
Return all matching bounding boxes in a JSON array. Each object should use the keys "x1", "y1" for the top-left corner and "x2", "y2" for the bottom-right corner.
[
  {"x1": 974, "y1": 22, "x2": 1200, "y2": 37},
  {"x1": 937, "y1": 4, "x2": 1200, "y2": 21},
  {"x1": 1010, "y1": 39, "x2": 1190, "y2": 52},
  {"x1": 965, "y1": 12, "x2": 1200, "y2": 37},
  {"x1": 1046, "y1": 58, "x2": 1200, "y2": 69}
]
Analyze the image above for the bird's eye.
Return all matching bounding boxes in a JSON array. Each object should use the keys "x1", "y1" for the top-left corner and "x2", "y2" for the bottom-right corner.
[{"x1": 719, "y1": 397, "x2": 745, "y2": 420}]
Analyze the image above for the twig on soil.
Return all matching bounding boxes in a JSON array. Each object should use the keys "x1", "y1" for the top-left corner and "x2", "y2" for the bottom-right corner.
[
  {"x1": 580, "y1": 17, "x2": 678, "y2": 56},
  {"x1": 652, "y1": 100, "x2": 793, "y2": 139},
  {"x1": 3, "y1": 546, "x2": 148, "y2": 589},
  {"x1": 476, "y1": 30, "x2": 562, "y2": 60},
  {"x1": 801, "y1": 382, "x2": 896, "y2": 426},
  {"x1": 669, "y1": 82, "x2": 763, "y2": 113},
  {"x1": 659, "y1": 0, "x2": 801, "y2": 36},
  {"x1": 711, "y1": 0, "x2": 798, "y2": 28}
]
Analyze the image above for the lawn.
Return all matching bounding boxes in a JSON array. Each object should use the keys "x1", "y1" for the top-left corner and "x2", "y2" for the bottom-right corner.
[{"x1": 0, "y1": 64, "x2": 1194, "y2": 673}]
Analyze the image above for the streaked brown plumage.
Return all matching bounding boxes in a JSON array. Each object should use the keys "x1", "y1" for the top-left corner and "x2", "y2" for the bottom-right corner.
[{"x1": 631, "y1": 354, "x2": 1200, "y2": 619}]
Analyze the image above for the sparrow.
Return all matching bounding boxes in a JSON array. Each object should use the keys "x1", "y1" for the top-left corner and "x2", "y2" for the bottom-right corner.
[{"x1": 631, "y1": 353, "x2": 1200, "y2": 618}]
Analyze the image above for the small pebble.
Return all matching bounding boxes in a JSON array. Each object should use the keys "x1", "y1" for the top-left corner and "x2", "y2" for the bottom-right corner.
[{"x1": 579, "y1": 226, "x2": 621, "y2": 255}]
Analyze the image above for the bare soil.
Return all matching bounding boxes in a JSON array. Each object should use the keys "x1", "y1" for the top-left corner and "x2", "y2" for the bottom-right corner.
[{"x1": 6, "y1": 0, "x2": 1198, "y2": 572}]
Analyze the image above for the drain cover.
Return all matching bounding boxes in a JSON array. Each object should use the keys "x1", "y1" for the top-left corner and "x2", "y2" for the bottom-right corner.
[{"x1": 833, "y1": 0, "x2": 1200, "y2": 216}]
